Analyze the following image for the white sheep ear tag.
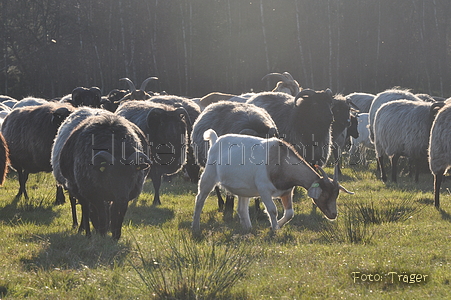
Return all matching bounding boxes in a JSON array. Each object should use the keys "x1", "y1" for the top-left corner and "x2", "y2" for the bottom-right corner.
[{"x1": 308, "y1": 182, "x2": 322, "y2": 199}]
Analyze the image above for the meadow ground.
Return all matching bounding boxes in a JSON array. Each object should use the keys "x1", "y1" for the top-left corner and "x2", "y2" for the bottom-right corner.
[{"x1": 0, "y1": 158, "x2": 450, "y2": 299}]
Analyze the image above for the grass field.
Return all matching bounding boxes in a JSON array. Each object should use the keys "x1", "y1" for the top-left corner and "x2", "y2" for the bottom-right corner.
[{"x1": 0, "y1": 157, "x2": 451, "y2": 299}]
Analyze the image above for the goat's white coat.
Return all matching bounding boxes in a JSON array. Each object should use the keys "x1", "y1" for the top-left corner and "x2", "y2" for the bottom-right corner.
[{"x1": 192, "y1": 129, "x2": 350, "y2": 232}]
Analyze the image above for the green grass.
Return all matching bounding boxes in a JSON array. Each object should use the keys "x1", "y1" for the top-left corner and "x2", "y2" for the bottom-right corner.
[{"x1": 1, "y1": 161, "x2": 451, "y2": 299}]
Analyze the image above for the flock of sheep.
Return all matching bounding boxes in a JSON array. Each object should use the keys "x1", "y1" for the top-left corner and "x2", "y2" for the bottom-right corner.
[{"x1": 0, "y1": 72, "x2": 450, "y2": 239}]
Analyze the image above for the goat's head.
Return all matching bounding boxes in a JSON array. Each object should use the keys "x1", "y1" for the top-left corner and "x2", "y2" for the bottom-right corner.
[{"x1": 307, "y1": 164, "x2": 353, "y2": 220}]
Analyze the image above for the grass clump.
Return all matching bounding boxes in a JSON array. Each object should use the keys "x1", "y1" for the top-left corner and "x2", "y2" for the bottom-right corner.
[{"x1": 130, "y1": 231, "x2": 256, "y2": 299}]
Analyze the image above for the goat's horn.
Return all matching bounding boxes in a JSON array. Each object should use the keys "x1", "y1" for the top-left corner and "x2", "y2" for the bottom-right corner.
[
  {"x1": 139, "y1": 77, "x2": 159, "y2": 91},
  {"x1": 333, "y1": 164, "x2": 339, "y2": 183},
  {"x1": 120, "y1": 78, "x2": 136, "y2": 92},
  {"x1": 316, "y1": 165, "x2": 329, "y2": 180}
]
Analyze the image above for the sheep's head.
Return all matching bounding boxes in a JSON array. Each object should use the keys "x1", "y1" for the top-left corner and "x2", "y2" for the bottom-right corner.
[
  {"x1": 262, "y1": 72, "x2": 300, "y2": 96},
  {"x1": 307, "y1": 165, "x2": 353, "y2": 220},
  {"x1": 117, "y1": 77, "x2": 158, "y2": 102},
  {"x1": 71, "y1": 87, "x2": 102, "y2": 108}
]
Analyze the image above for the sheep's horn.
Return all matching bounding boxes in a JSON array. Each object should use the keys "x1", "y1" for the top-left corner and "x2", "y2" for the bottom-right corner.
[
  {"x1": 120, "y1": 78, "x2": 136, "y2": 92},
  {"x1": 282, "y1": 72, "x2": 295, "y2": 81},
  {"x1": 139, "y1": 77, "x2": 159, "y2": 91},
  {"x1": 262, "y1": 72, "x2": 291, "y2": 83}
]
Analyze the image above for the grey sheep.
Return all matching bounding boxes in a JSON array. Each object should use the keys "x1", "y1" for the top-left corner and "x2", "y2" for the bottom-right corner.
[
  {"x1": 345, "y1": 92, "x2": 375, "y2": 113},
  {"x1": 59, "y1": 113, "x2": 151, "y2": 239},
  {"x1": 374, "y1": 99, "x2": 444, "y2": 183},
  {"x1": 116, "y1": 100, "x2": 191, "y2": 205},
  {"x1": 2, "y1": 102, "x2": 76, "y2": 200},
  {"x1": 368, "y1": 88, "x2": 421, "y2": 144},
  {"x1": 429, "y1": 100, "x2": 451, "y2": 208}
]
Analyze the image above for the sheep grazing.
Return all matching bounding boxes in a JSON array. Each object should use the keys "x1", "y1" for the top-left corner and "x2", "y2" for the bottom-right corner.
[
  {"x1": 148, "y1": 95, "x2": 201, "y2": 183},
  {"x1": 192, "y1": 130, "x2": 353, "y2": 233},
  {"x1": 59, "y1": 113, "x2": 151, "y2": 239},
  {"x1": 52, "y1": 107, "x2": 108, "y2": 228},
  {"x1": 116, "y1": 100, "x2": 191, "y2": 205},
  {"x1": 247, "y1": 89, "x2": 334, "y2": 167},
  {"x1": 368, "y1": 88, "x2": 421, "y2": 144},
  {"x1": 191, "y1": 100, "x2": 279, "y2": 211},
  {"x1": 374, "y1": 100, "x2": 444, "y2": 183},
  {"x1": 61, "y1": 87, "x2": 102, "y2": 108},
  {"x1": 2, "y1": 102, "x2": 76, "y2": 200},
  {"x1": 345, "y1": 92, "x2": 375, "y2": 113},
  {"x1": 429, "y1": 101, "x2": 451, "y2": 208}
]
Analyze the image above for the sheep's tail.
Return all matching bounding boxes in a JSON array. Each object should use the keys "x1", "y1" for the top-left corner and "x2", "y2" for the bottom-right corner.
[
  {"x1": 203, "y1": 129, "x2": 218, "y2": 148},
  {"x1": 0, "y1": 132, "x2": 9, "y2": 186}
]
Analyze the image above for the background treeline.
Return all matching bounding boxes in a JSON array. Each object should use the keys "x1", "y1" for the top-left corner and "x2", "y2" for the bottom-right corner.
[{"x1": 1, "y1": 0, "x2": 451, "y2": 99}]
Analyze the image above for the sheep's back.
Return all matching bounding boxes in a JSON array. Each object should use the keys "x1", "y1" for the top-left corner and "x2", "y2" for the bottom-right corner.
[{"x1": 429, "y1": 103, "x2": 451, "y2": 174}]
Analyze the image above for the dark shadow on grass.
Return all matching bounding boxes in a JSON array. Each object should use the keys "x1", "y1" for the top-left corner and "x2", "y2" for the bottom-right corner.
[
  {"x1": 0, "y1": 195, "x2": 59, "y2": 226},
  {"x1": 126, "y1": 199, "x2": 175, "y2": 226},
  {"x1": 19, "y1": 232, "x2": 131, "y2": 271},
  {"x1": 438, "y1": 207, "x2": 451, "y2": 222}
]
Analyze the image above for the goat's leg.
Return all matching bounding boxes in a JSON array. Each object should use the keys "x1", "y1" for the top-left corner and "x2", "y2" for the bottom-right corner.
[
  {"x1": 259, "y1": 192, "x2": 279, "y2": 230},
  {"x1": 278, "y1": 188, "x2": 294, "y2": 228},
  {"x1": 236, "y1": 196, "x2": 251, "y2": 231},
  {"x1": 192, "y1": 167, "x2": 217, "y2": 233}
]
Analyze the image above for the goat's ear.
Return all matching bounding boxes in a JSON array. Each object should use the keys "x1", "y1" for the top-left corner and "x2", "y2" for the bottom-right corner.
[
  {"x1": 307, "y1": 182, "x2": 322, "y2": 199},
  {"x1": 91, "y1": 150, "x2": 114, "y2": 172}
]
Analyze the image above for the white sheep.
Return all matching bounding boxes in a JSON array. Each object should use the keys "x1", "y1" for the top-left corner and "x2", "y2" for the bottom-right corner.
[
  {"x1": 429, "y1": 100, "x2": 451, "y2": 208},
  {"x1": 374, "y1": 100, "x2": 444, "y2": 183},
  {"x1": 192, "y1": 129, "x2": 353, "y2": 233}
]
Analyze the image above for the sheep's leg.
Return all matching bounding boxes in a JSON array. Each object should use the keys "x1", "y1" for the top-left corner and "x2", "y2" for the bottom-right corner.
[
  {"x1": 215, "y1": 186, "x2": 225, "y2": 211},
  {"x1": 69, "y1": 193, "x2": 78, "y2": 229},
  {"x1": 16, "y1": 168, "x2": 29, "y2": 199},
  {"x1": 434, "y1": 172, "x2": 444, "y2": 208},
  {"x1": 224, "y1": 193, "x2": 235, "y2": 215},
  {"x1": 237, "y1": 196, "x2": 251, "y2": 231},
  {"x1": 151, "y1": 171, "x2": 162, "y2": 205},
  {"x1": 414, "y1": 160, "x2": 420, "y2": 183},
  {"x1": 55, "y1": 184, "x2": 65, "y2": 205},
  {"x1": 90, "y1": 200, "x2": 108, "y2": 236},
  {"x1": 80, "y1": 202, "x2": 91, "y2": 237},
  {"x1": 377, "y1": 155, "x2": 387, "y2": 182},
  {"x1": 110, "y1": 200, "x2": 128, "y2": 240},
  {"x1": 277, "y1": 189, "x2": 294, "y2": 228},
  {"x1": 390, "y1": 154, "x2": 400, "y2": 183},
  {"x1": 192, "y1": 167, "x2": 217, "y2": 233},
  {"x1": 259, "y1": 192, "x2": 279, "y2": 230}
]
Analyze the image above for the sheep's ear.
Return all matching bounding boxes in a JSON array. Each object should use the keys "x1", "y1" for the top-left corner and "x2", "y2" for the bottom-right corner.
[
  {"x1": 124, "y1": 152, "x2": 152, "y2": 171},
  {"x1": 91, "y1": 151, "x2": 114, "y2": 172},
  {"x1": 146, "y1": 107, "x2": 165, "y2": 128},
  {"x1": 307, "y1": 182, "x2": 322, "y2": 199}
]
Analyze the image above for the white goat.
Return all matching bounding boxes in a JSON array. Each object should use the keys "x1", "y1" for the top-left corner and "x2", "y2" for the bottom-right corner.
[{"x1": 192, "y1": 129, "x2": 353, "y2": 233}]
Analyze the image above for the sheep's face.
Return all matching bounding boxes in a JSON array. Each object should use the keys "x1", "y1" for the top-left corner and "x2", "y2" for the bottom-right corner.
[{"x1": 308, "y1": 178, "x2": 339, "y2": 220}]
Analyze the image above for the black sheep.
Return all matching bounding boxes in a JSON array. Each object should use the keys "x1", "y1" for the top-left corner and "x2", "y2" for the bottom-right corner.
[
  {"x1": 2, "y1": 102, "x2": 76, "y2": 200},
  {"x1": 59, "y1": 113, "x2": 151, "y2": 240}
]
